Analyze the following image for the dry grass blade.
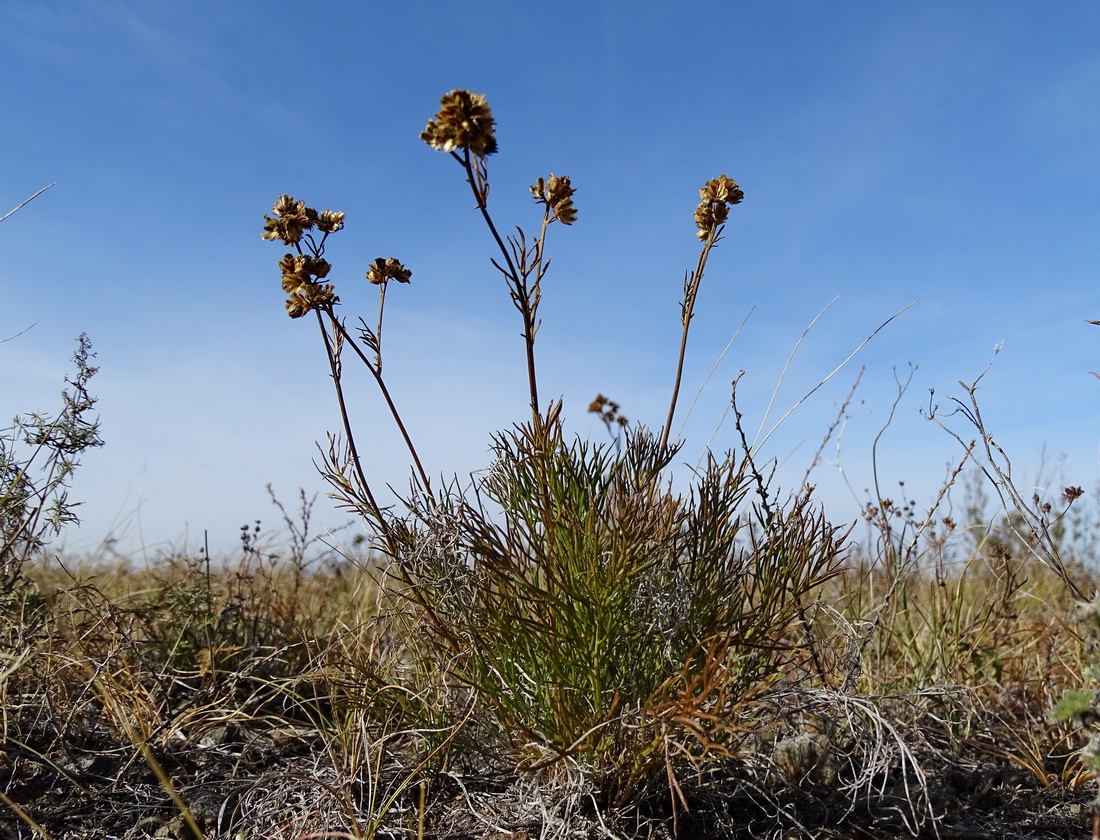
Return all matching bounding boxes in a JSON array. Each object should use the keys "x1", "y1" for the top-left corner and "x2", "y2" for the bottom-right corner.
[{"x1": 0, "y1": 183, "x2": 54, "y2": 224}]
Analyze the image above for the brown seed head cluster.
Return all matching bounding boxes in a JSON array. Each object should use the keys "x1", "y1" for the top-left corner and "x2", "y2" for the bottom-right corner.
[
  {"x1": 263, "y1": 196, "x2": 345, "y2": 246},
  {"x1": 367, "y1": 258, "x2": 412, "y2": 286},
  {"x1": 285, "y1": 283, "x2": 338, "y2": 319},
  {"x1": 420, "y1": 90, "x2": 498, "y2": 156},
  {"x1": 279, "y1": 252, "x2": 337, "y2": 318},
  {"x1": 588, "y1": 393, "x2": 629, "y2": 428},
  {"x1": 316, "y1": 209, "x2": 346, "y2": 233},
  {"x1": 262, "y1": 195, "x2": 314, "y2": 245},
  {"x1": 693, "y1": 175, "x2": 743, "y2": 241},
  {"x1": 278, "y1": 254, "x2": 331, "y2": 293},
  {"x1": 531, "y1": 174, "x2": 578, "y2": 225},
  {"x1": 263, "y1": 194, "x2": 344, "y2": 317}
]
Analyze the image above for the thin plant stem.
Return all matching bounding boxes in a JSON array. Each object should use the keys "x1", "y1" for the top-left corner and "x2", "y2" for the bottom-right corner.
[
  {"x1": 752, "y1": 296, "x2": 841, "y2": 449},
  {"x1": 314, "y1": 310, "x2": 391, "y2": 539},
  {"x1": 752, "y1": 300, "x2": 918, "y2": 455},
  {"x1": 375, "y1": 282, "x2": 387, "y2": 373},
  {"x1": 870, "y1": 365, "x2": 918, "y2": 573},
  {"x1": 452, "y1": 147, "x2": 542, "y2": 422},
  {"x1": 926, "y1": 352, "x2": 1088, "y2": 602},
  {"x1": 686, "y1": 308, "x2": 754, "y2": 457},
  {"x1": 522, "y1": 206, "x2": 554, "y2": 420},
  {"x1": 660, "y1": 226, "x2": 721, "y2": 450},
  {"x1": 325, "y1": 311, "x2": 434, "y2": 499}
]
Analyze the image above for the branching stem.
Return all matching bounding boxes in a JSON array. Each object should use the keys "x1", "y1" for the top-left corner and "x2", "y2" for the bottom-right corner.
[
  {"x1": 325, "y1": 311, "x2": 434, "y2": 500},
  {"x1": 453, "y1": 148, "x2": 542, "y2": 423},
  {"x1": 314, "y1": 311, "x2": 391, "y2": 540}
]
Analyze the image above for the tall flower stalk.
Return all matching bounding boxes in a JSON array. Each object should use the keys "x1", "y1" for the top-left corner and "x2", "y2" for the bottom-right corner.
[
  {"x1": 659, "y1": 175, "x2": 743, "y2": 450},
  {"x1": 261, "y1": 196, "x2": 425, "y2": 543},
  {"x1": 421, "y1": 90, "x2": 576, "y2": 425}
]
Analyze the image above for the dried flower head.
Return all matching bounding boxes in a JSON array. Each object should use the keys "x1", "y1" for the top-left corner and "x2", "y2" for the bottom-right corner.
[
  {"x1": 421, "y1": 90, "x2": 497, "y2": 156},
  {"x1": 693, "y1": 202, "x2": 729, "y2": 239},
  {"x1": 367, "y1": 257, "x2": 412, "y2": 286},
  {"x1": 531, "y1": 174, "x2": 578, "y2": 225},
  {"x1": 694, "y1": 174, "x2": 743, "y2": 240},
  {"x1": 285, "y1": 294, "x2": 309, "y2": 320},
  {"x1": 278, "y1": 254, "x2": 309, "y2": 293},
  {"x1": 588, "y1": 393, "x2": 628, "y2": 429},
  {"x1": 316, "y1": 209, "x2": 345, "y2": 234},
  {"x1": 588, "y1": 394, "x2": 616, "y2": 415},
  {"x1": 279, "y1": 254, "x2": 332, "y2": 294},
  {"x1": 700, "y1": 175, "x2": 744, "y2": 206},
  {"x1": 285, "y1": 282, "x2": 337, "y2": 319},
  {"x1": 262, "y1": 194, "x2": 318, "y2": 246},
  {"x1": 306, "y1": 255, "x2": 331, "y2": 280}
]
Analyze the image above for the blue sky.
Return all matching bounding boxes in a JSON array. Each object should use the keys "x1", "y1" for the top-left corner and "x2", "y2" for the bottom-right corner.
[{"x1": 4, "y1": 1, "x2": 1100, "y2": 557}]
